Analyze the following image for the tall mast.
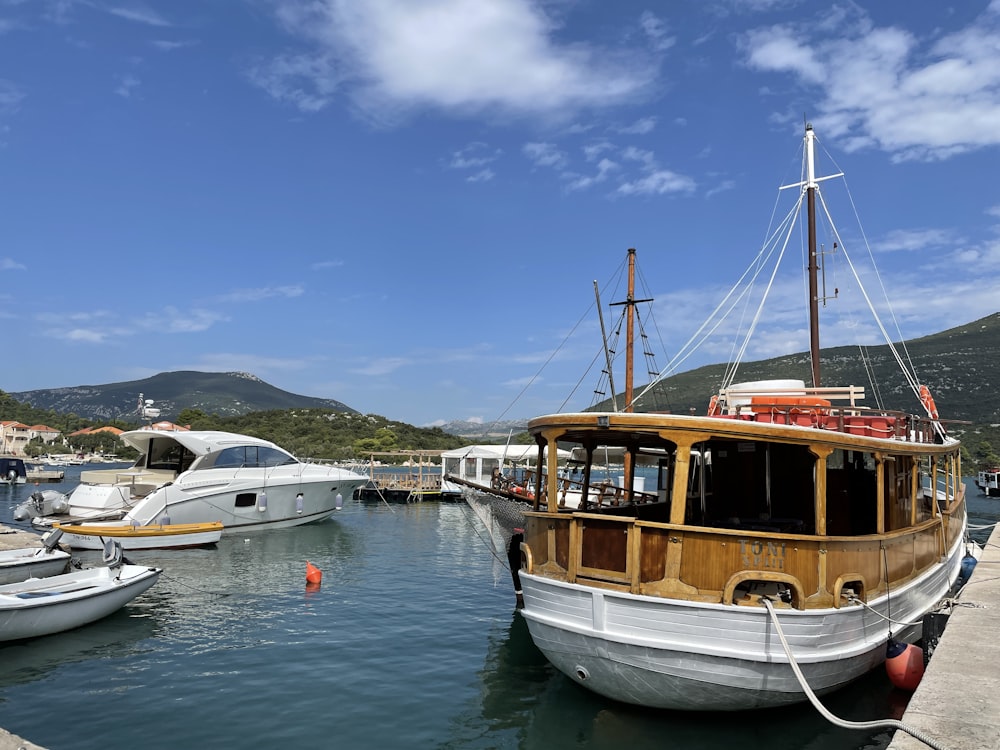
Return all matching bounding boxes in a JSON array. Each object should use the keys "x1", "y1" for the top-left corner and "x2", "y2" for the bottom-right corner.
[
  {"x1": 805, "y1": 124, "x2": 821, "y2": 388},
  {"x1": 609, "y1": 248, "x2": 652, "y2": 412},
  {"x1": 625, "y1": 248, "x2": 636, "y2": 413}
]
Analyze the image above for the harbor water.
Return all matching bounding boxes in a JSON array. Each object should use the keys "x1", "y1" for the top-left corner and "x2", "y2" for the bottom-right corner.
[{"x1": 2, "y1": 467, "x2": 996, "y2": 749}]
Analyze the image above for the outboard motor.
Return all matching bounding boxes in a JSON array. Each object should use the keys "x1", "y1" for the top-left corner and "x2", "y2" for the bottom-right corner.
[
  {"x1": 41, "y1": 528, "x2": 65, "y2": 552},
  {"x1": 102, "y1": 539, "x2": 124, "y2": 569}
]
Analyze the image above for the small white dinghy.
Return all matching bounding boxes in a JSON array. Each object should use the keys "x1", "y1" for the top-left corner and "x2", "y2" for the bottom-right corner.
[
  {"x1": 0, "y1": 533, "x2": 161, "y2": 642},
  {"x1": 0, "y1": 530, "x2": 72, "y2": 585}
]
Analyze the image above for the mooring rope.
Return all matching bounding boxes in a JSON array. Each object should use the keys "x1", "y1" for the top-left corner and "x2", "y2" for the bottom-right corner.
[{"x1": 760, "y1": 597, "x2": 950, "y2": 750}]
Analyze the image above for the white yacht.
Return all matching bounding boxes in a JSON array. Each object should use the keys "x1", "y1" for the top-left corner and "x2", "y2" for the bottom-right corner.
[{"x1": 29, "y1": 428, "x2": 367, "y2": 533}]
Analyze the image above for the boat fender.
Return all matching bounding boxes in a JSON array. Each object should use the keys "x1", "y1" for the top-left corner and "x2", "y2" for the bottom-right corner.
[
  {"x1": 306, "y1": 561, "x2": 322, "y2": 584},
  {"x1": 335, "y1": 493, "x2": 344, "y2": 510},
  {"x1": 257, "y1": 491, "x2": 267, "y2": 512},
  {"x1": 885, "y1": 640, "x2": 924, "y2": 691},
  {"x1": 296, "y1": 493, "x2": 304, "y2": 514},
  {"x1": 958, "y1": 553, "x2": 978, "y2": 585},
  {"x1": 6, "y1": 469, "x2": 17, "y2": 482}
]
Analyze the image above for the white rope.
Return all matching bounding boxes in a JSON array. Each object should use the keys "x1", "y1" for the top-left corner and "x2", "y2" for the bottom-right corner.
[
  {"x1": 761, "y1": 597, "x2": 949, "y2": 750},
  {"x1": 844, "y1": 595, "x2": 927, "y2": 629}
]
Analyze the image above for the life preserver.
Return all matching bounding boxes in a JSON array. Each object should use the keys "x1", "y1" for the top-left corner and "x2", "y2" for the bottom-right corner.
[
  {"x1": 707, "y1": 394, "x2": 721, "y2": 416},
  {"x1": 919, "y1": 385, "x2": 939, "y2": 420}
]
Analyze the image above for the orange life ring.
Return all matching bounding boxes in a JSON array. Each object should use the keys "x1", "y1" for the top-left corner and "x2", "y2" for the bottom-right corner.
[
  {"x1": 707, "y1": 394, "x2": 720, "y2": 416},
  {"x1": 919, "y1": 385, "x2": 939, "y2": 420}
]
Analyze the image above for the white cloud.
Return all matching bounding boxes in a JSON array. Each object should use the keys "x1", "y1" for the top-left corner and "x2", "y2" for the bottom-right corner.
[
  {"x1": 466, "y1": 168, "x2": 495, "y2": 182},
  {"x1": 152, "y1": 40, "x2": 197, "y2": 52},
  {"x1": 616, "y1": 116, "x2": 657, "y2": 135},
  {"x1": 640, "y1": 12, "x2": 675, "y2": 52},
  {"x1": 114, "y1": 74, "x2": 140, "y2": 98},
  {"x1": 0, "y1": 258, "x2": 27, "y2": 271},
  {"x1": 0, "y1": 79, "x2": 25, "y2": 113},
  {"x1": 261, "y1": 0, "x2": 658, "y2": 122},
  {"x1": 523, "y1": 141, "x2": 567, "y2": 169},
  {"x1": 618, "y1": 170, "x2": 696, "y2": 196},
  {"x1": 741, "y1": 3, "x2": 1000, "y2": 161},
  {"x1": 108, "y1": 6, "x2": 172, "y2": 27},
  {"x1": 246, "y1": 54, "x2": 341, "y2": 113},
  {"x1": 565, "y1": 157, "x2": 617, "y2": 192},
  {"x1": 876, "y1": 228, "x2": 954, "y2": 253},
  {"x1": 220, "y1": 285, "x2": 305, "y2": 303},
  {"x1": 352, "y1": 356, "x2": 411, "y2": 376}
]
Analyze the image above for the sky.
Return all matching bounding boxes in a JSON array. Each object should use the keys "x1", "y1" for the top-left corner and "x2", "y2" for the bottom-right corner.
[{"x1": 2, "y1": 1, "x2": 999, "y2": 428}]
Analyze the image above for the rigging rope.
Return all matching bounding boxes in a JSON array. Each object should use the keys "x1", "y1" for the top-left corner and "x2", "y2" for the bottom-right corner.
[{"x1": 760, "y1": 598, "x2": 951, "y2": 750}]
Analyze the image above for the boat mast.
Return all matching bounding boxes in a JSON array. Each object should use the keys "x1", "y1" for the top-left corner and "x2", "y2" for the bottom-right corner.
[
  {"x1": 609, "y1": 248, "x2": 652, "y2": 412},
  {"x1": 625, "y1": 247, "x2": 637, "y2": 413},
  {"x1": 805, "y1": 124, "x2": 821, "y2": 388}
]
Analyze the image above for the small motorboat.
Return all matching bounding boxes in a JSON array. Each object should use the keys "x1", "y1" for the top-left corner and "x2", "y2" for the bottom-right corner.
[
  {"x1": 53, "y1": 520, "x2": 224, "y2": 550},
  {"x1": 0, "y1": 530, "x2": 72, "y2": 585},
  {"x1": 0, "y1": 536, "x2": 161, "y2": 642},
  {"x1": 12, "y1": 489, "x2": 69, "y2": 522}
]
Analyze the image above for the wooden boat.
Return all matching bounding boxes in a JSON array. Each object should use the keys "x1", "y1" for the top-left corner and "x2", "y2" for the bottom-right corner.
[
  {"x1": 506, "y1": 125, "x2": 972, "y2": 711},
  {"x1": 53, "y1": 520, "x2": 224, "y2": 550},
  {"x1": 0, "y1": 531, "x2": 71, "y2": 585},
  {"x1": 0, "y1": 543, "x2": 161, "y2": 642}
]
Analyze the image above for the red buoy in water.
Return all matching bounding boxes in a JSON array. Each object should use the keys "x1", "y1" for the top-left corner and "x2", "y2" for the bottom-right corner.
[
  {"x1": 885, "y1": 640, "x2": 924, "y2": 691},
  {"x1": 306, "y1": 561, "x2": 322, "y2": 585}
]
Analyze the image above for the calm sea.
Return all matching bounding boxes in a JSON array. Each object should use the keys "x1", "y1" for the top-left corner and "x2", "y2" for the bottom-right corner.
[{"x1": 1, "y1": 467, "x2": 996, "y2": 750}]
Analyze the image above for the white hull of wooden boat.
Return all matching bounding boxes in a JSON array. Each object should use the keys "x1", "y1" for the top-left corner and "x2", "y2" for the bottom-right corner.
[
  {"x1": 54, "y1": 522, "x2": 223, "y2": 550},
  {"x1": 0, "y1": 548, "x2": 72, "y2": 585},
  {"x1": 519, "y1": 533, "x2": 965, "y2": 711},
  {"x1": 0, "y1": 564, "x2": 161, "y2": 642}
]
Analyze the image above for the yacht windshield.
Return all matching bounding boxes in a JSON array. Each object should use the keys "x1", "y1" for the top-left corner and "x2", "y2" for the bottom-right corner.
[{"x1": 198, "y1": 445, "x2": 298, "y2": 470}]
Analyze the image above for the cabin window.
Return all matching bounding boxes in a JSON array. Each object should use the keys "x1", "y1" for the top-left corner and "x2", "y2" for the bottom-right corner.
[
  {"x1": 234, "y1": 492, "x2": 256, "y2": 508},
  {"x1": 826, "y1": 449, "x2": 877, "y2": 535},
  {"x1": 481, "y1": 459, "x2": 500, "y2": 484},
  {"x1": 199, "y1": 446, "x2": 296, "y2": 470},
  {"x1": 685, "y1": 439, "x2": 815, "y2": 534},
  {"x1": 146, "y1": 438, "x2": 194, "y2": 472},
  {"x1": 883, "y1": 455, "x2": 913, "y2": 532}
]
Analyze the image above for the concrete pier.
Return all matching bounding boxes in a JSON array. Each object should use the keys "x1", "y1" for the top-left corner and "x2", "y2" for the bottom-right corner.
[{"x1": 887, "y1": 522, "x2": 1000, "y2": 750}]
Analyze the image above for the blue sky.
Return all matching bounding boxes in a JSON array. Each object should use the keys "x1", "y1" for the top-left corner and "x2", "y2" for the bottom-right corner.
[{"x1": 1, "y1": 1, "x2": 999, "y2": 428}]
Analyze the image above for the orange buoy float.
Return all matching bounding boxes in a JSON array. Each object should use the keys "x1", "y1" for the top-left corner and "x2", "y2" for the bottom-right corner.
[
  {"x1": 919, "y1": 384, "x2": 939, "y2": 420},
  {"x1": 305, "y1": 561, "x2": 323, "y2": 585},
  {"x1": 885, "y1": 640, "x2": 924, "y2": 691}
]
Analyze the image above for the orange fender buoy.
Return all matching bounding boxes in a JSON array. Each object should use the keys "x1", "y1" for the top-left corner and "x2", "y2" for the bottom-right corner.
[
  {"x1": 919, "y1": 384, "x2": 939, "y2": 420},
  {"x1": 306, "y1": 561, "x2": 323, "y2": 585},
  {"x1": 885, "y1": 640, "x2": 924, "y2": 691}
]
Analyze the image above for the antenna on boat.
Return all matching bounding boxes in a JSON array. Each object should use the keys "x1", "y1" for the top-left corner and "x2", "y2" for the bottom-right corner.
[{"x1": 138, "y1": 393, "x2": 160, "y2": 425}]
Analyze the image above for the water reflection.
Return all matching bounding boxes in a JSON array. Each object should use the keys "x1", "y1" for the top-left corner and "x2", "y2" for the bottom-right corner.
[
  {"x1": 451, "y1": 608, "x2": 908, "y2": 750},
  {"x1": 0, "y1": 609, "x2": 157, "y2": 692}
]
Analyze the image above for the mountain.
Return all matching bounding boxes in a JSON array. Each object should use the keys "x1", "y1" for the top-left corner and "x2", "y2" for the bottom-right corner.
[
  {"x1": 431, "y1": 418, "x2": 530, "y2": 440},
  {"x1": 9, "y1": 371, "x2": 357, "y2": 422},
  {"x1": 620, "y1": 312, "x2": 1000, "y2": 428}
]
